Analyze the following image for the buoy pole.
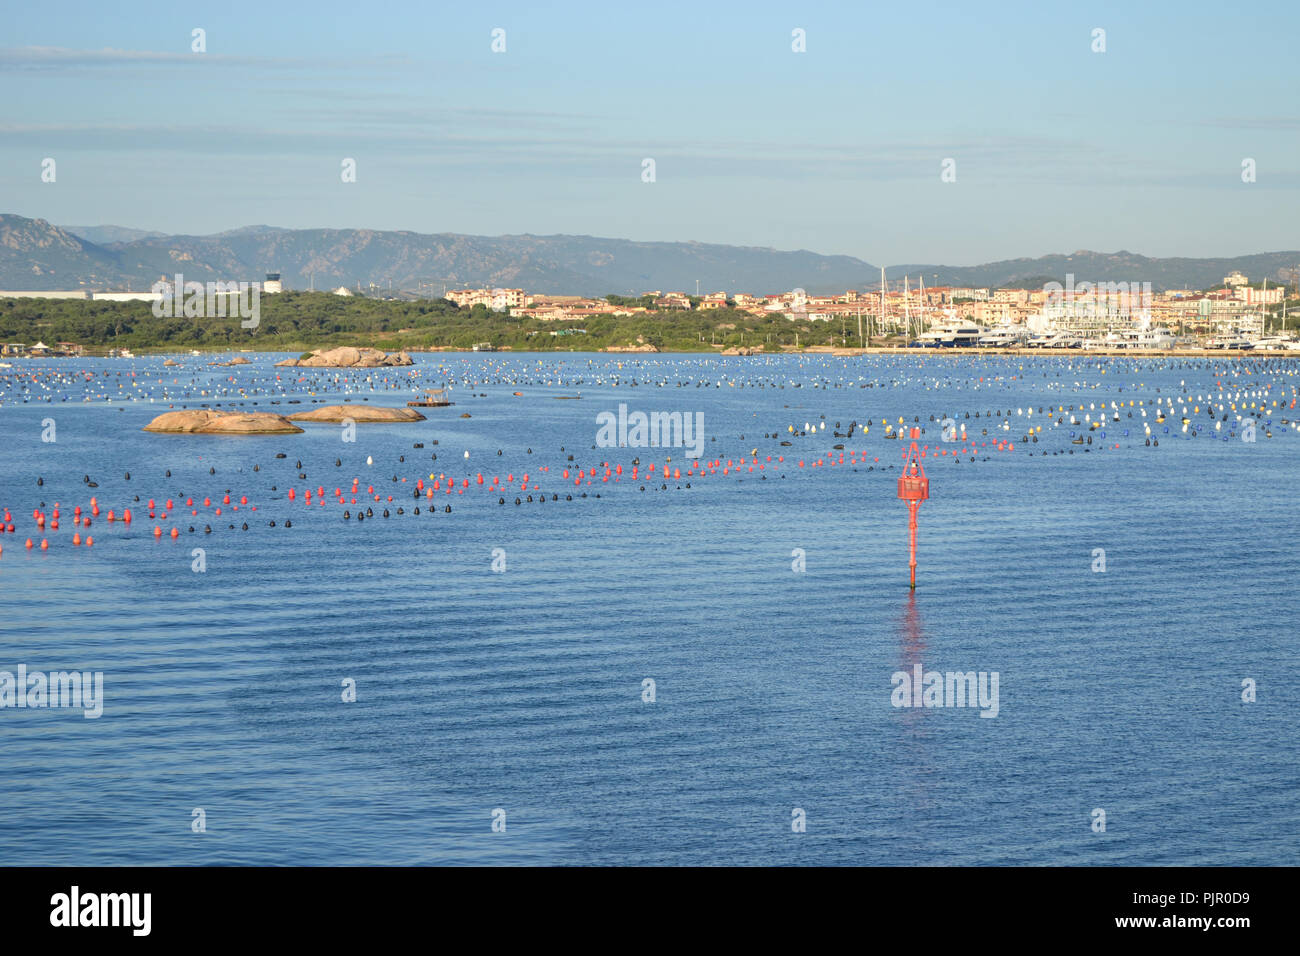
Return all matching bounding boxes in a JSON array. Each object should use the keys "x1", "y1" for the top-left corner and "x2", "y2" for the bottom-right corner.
[
  {"x1": 908, "y1": 499, "x2": 919, "y2": 589},
  {"x1": 896, "y1": 426, "x2": 929, "y2": 590}
]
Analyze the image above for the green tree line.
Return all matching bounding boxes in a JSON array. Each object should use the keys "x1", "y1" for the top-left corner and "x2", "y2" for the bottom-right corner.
[{"x1": 0, "y1": 292, "x2": 886, "y2": 353}]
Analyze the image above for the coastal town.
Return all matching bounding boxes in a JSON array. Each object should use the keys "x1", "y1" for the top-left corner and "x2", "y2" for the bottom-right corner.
[
  {"x1": 2, "y1": 268, "x2": 1298, "y2": 356},
  {"x1": 441, "y1": 268, "x2": 1296, "y2": 349}
]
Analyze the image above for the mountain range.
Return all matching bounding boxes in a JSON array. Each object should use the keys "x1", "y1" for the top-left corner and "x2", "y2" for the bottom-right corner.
[{"x1": 1, "y1": 214, "x2": 1296, "y2": 296}]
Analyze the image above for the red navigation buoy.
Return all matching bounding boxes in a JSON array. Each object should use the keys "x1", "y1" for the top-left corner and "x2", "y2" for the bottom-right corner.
[{"x1": 897, "y1": 427, "x2": 930, "y2": 590}]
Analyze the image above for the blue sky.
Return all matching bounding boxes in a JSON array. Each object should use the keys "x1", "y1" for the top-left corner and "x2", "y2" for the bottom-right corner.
[{"x1": 1, "y1": 0, "x2": 1296, "y2": 264}]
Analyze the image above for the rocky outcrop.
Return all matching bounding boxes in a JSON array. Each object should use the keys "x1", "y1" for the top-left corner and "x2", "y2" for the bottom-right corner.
[
  {"x1": 286, "y1": 405, "x2": 425, "y2": 423},
  {"x1": 274, "y1": 347, "x2": 413, "y2": 368},
  {"x1": 143, "y1": 410, "x2": 303, "y2": 434}
]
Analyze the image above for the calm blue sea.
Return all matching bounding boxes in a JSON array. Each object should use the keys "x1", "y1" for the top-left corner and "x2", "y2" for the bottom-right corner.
[{"x1": 1, "y1": 352, "x2": 1296, "y2": 865}]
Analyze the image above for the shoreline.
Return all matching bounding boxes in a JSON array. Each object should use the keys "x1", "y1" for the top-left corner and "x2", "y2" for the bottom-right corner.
[{"x1": 9, "y1": 345, "x2": 1297, "y2": 360}]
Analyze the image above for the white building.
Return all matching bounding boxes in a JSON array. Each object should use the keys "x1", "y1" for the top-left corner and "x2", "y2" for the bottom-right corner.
[
  {"x1": 264, "y1": 273, "x2": 283, "y2": 294},
  {"x1": 0, "y1": 290, "x2": 89, "y2": 300}
]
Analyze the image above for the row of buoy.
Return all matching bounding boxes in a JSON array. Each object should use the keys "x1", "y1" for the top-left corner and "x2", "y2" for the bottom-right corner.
[
  {"x1": 1, "y1": 536, "x2": 93, "y2": 552},
  {"x1": 8, "y1": 363, "x2": 1293, "y2": 553}
]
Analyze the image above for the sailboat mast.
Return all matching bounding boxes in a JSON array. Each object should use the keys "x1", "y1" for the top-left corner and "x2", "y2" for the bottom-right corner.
[
  {"x1": 918, "y1": 275, "x2": 926, "y2": 335},
  {"x1": 879, "y1": 267, "x2": 886, "y2": 335},
  {"x1": 904, "y1": 276, "x2": 912, "y2": 340}
]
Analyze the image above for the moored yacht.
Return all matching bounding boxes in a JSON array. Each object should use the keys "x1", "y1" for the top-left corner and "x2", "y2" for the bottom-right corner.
[
  {"x1": 912, "y1": 320, "x2": 985, "y2": 347},
  {"x1": 977, "y1": 326, "x2": 1029, "y2": 347}
]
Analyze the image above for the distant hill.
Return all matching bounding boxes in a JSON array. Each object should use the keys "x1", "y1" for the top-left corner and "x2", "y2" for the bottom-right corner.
[
  {"x1": 892, "y1": 250, "x2": 1300, "y2": 291},
  {"x1": 0, "y1": 216, "x2": 129, "y2": 290},
  {"x1": 4, "y1": 216, "x2": 875, "y2": 295},
  {"x1": 3, "y1": 214, "x2": 1297, "y2": 295},
  {"x1": 60, "y1": 224, "x2": 167, "y2": 246}
]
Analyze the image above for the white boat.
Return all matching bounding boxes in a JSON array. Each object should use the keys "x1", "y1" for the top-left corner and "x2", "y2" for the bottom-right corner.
[
  {"x1": 1134, "y1": 327, "x2": 1177, "y2": 349},
  {"x1": 1251, "y1": 334, "x2": 1295, "y2": 351},
  {"x1": 913, "y1": 320, "x2": 985, "y2": 347},
  {"x1": 977, "y1": 326, "x2": 1029, "y2": 347},
  {"x1": 1206, "y1": 332, "x2": 1254, "y2": 350},
  {"x1": 1094, "y1": 327, "x2": 1177, "y2": 349},
  {"x1": 1027, "y1": 331, "x2": 1081, "y2": 348}
]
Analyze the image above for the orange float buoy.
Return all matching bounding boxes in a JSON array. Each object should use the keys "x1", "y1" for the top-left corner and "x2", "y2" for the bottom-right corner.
[
  {"x1": 40, "y1": 539, "x2": 48, "y2": 550},
  {"x1": 25, "y1": 538, "x2": 33, "y2": 549},
  {"x1": 73, "y1": 533, "x2": 81, "y2": 545},
  {"x1": 170, "y1": 528, "x2": 179, "y2": 539},
  {"x1": 85, "y1": 536, "x2": 93, "y2": 547}
]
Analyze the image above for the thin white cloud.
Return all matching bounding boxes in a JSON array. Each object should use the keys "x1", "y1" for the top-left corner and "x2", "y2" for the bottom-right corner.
[
  {"x1": 1199, "y1": 116, "x2": 1300, "y2": 131},
  {"x1": 0, "y1": 45, "x2": 407, "y2": 71}
]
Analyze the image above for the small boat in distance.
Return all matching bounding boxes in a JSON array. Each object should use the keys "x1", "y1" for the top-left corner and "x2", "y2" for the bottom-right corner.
[{"x1": 407, "y1": 388, "x2": 454, "y2": 407}]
